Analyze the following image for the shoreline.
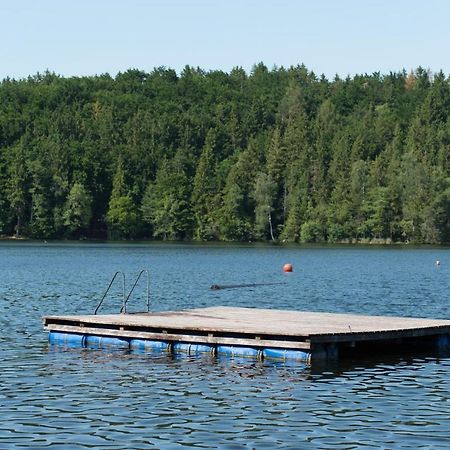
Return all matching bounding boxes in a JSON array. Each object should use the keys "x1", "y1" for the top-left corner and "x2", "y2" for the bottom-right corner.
[{"x1": 0, "y1": 235, "x2": 448, "y2": 247}]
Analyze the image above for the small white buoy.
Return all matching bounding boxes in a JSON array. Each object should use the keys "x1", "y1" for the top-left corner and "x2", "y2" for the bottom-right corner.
[{"x1": 435, "y1": 260, "x2": 441, "y2": 266}]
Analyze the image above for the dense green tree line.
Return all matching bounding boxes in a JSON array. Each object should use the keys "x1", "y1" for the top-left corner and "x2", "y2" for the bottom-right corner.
[{"x1": 0, "y1": 65, "x2": 449, "y2": 243}]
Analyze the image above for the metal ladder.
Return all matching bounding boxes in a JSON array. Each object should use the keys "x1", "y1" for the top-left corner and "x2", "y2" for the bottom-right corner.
[{"x1": 94, "y1": 269, "x2": 150, "y2": 315}]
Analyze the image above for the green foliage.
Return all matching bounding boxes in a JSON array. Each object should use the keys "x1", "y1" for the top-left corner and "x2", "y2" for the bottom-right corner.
[
  {"x1": 107, "y1": 194, "x2": 138, "y2": 239},
  {"x1": 5, "y1": 142, "x2": 28, "y2": 236},
  {"x1": 141, "y1": 159, "x2": 192, "y2": 240},
  {"x1": 63, "y1": 182, "x2": 92, "y2": 236},
  {"x1": 191, "y1": 129, "x2": 219, "y2": 240},
  {"x1": 106, "y1": 160, "x2": 138, "y2": 238},
  {"x1": 0, "y1": 65, "x2": 448, "y2": 243},
  {"x1": 253, "y1": 172, "x2": 277, "y2": 240},
  {"x1": 300, "y1": 220, "x2": 325, "y2": 243}
]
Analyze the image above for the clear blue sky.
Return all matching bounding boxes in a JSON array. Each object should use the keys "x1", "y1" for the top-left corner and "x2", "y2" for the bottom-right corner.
[{"x1": 2, "y1": 0, "x2": 450, "y2": 80}]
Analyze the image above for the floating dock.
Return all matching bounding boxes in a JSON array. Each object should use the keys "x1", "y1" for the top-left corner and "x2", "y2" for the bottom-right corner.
[{"x1": 43, "y1": 306, "x2": 450, "y2": 364}]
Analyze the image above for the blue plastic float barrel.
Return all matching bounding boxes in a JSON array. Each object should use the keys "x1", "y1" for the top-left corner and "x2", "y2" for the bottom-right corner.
[
  {"x1": 84, "y1": 335, "x2": 130, "y2": 349},
  {"x1": 48, "y1": 332, "x2": 311, "y2": 363},
  {"x1": 129, "y1": 339, "x2": 171, "y2": 352},
  {"x1": 437, "y1": 334, "x2": 450, "y2": 350},
  {"x1": 49, "y1": 331, "x2": 85, "y2": 347},
  {"x1": 216, "y1": 345, "x2": 262, "y2": 359},
  {"x1": 263, "y1": 347, "x2": 310, "y2": 362},
  {"x1": 172, "y1": 342, "x2": 215, "y2": 355}
]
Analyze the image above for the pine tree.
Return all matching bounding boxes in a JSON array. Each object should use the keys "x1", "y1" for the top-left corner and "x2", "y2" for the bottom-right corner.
[
  {"x1": 191, "y1": 129, "x2": 218, "y2": 240},
  {"x1": 106, "y1": 159, "x2": 138, "y2": 238},
  {"x1": 252, "y1": 172, "x2": 277, "y2": 240},
  {"x1": 141, "y1": 159, "x2": 192, "y2": 240},
  {"x1": 63, "y1": 182, "x2": 92, "y2": 236},
  {"x1": 6, "y1": 142, "x2": 28, "y2": 237}
]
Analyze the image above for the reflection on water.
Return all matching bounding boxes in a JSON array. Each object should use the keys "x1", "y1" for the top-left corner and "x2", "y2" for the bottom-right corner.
[{"x1": 0, "y1": 242, "x2": 449, "y2": 449}]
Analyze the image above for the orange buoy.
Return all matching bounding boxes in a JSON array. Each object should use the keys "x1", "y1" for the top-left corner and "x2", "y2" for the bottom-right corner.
[{"x1": 283, "y1": 263, "x2": 293, "y2": 273}]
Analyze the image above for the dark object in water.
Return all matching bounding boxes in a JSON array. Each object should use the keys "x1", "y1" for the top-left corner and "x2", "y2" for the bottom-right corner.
[{"x1": 210, "y1": 282, "x2": 286, "y2": 290}]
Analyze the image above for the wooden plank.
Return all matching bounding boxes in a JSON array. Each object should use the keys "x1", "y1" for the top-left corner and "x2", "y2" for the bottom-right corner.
[
  {"x1": 309, "y1": 327, "x2": 450, "y2": 344},
  {"x1": 45, "y1": 323, "x2": 311, "y2": 350}
]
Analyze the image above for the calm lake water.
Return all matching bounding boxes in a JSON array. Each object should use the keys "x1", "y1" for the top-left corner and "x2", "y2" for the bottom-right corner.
[{"x1": 1, "y1": 242, "x2": 449, "y2": 449}]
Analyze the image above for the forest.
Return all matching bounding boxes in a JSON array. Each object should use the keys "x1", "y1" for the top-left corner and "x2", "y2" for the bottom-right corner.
[{"x1": 0, "y1": 64, "x2": 449, "y2": 243}]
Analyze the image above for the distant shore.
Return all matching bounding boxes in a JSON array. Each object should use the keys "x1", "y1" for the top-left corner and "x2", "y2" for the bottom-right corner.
[{"x1": 1, "y1": 234, "x2": 447, "y2": 246}]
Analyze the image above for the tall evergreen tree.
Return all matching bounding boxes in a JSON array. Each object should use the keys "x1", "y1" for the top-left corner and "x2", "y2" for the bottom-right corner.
[
  {"x1": 141, "y1": 159, "x2": 192, "y2": 240},
  {"x1": 6, "y1": 142, "x2": 28, "y2": 237},
  {"x1": 191, "y1": 129, "x2": 219, "y2": 240},
  {"x1": 253, "y1": 172, "x2": 277, "y2": 240},
  {"x1": 63, "y1": 182, "x2": 93, "y2": 237},
  {"x1": 106, "y1": 159, "x2": 138, "y2": 238}
]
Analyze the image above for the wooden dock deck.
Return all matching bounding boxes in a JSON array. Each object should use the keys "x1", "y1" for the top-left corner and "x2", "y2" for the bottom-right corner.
[{"x1": 43, "y1": 306, "x2": 450, "y2": 363}]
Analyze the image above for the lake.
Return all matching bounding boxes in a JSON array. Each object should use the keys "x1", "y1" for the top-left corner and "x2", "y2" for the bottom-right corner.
[{"x1": 1, "y1": 242, "x2": 449, "y2": 449}]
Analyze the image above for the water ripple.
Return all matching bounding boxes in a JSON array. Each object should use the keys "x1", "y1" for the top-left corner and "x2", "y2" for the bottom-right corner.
[{"x1": 0, "y1": 243, "x2": 449, "y2": 448}]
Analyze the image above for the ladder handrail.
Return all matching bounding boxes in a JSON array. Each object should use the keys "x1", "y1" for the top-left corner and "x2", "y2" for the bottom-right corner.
[
  {"x1": 94, "y1": 271, "x2": 126, "y2": 315},
  {"x1": 121, "y1": 269, "x2": 150, "y2": 313}
]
